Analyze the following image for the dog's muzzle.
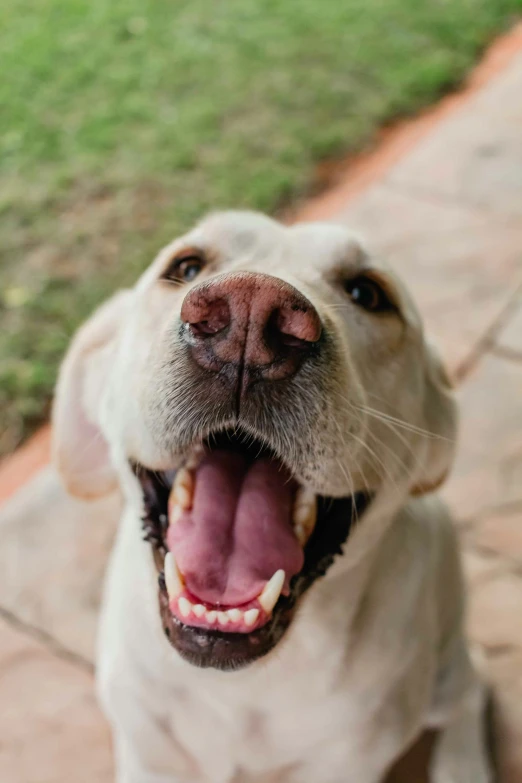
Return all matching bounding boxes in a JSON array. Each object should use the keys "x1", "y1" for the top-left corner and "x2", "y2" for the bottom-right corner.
[{"x1": 134, "y1": 272, "x2": 372, "y2": 670}]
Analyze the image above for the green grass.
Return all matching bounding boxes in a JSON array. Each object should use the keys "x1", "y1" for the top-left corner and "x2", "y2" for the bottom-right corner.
[{"x1": 1, "y1": 0, "x2": 520, "y2": 455}]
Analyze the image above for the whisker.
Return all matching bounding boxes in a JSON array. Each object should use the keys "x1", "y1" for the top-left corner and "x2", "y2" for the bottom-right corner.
[
  {"x1": 349, "y1": 430, "x2": 404, "y2": 501},
  {"x1": 364, "y1": 427, "x2": 422, "y2": 482},
  {"x1": 352, "y1": 403, "x2": 453, "y2": 442}
]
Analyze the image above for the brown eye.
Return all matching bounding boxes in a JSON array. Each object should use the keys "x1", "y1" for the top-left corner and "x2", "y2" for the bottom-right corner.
[
  {"x1": 344, "y1": 276, "x2": 393, "y2": 313},
  {"x1": 163, "y1": 254, "x2": 205, "y2": 283}
]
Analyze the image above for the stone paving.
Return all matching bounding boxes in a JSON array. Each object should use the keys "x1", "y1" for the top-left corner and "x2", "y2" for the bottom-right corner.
[{"x1": 1, "y1": 33, "x2": 522, "y2": 783}]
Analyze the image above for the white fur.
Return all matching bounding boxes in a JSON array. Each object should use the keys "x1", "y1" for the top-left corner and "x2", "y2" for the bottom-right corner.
[{"x1": 53, "y1": 212, "x2": 492, "y2": 782}]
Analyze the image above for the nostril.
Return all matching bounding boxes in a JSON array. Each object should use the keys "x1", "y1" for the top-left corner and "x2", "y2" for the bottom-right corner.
[
  {"x1": 274, "y1": 303, "x2": 322, "y2": 346},
  {"x1": 278, "y1": 332, "x2": 312, "y2": 349},
  {"x1": 189, "y1": 318, "x2": 224, "y2": 337},
  {"x1": 183, "y1": 298, "x2": 230, "y2": 339}
]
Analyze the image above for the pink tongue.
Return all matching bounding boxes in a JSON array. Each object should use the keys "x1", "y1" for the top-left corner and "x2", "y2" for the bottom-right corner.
[{"x1": 167, "y1": 451, "x2": 304, "y2": 606}]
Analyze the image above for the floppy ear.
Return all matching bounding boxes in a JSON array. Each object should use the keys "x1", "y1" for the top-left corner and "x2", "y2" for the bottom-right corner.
[
  {"x1": 52, "y1": 290, "x2": 131, "y2": 500},
  {"x1": 411, "y1": 343, "x2": 458, "y2": 497}
]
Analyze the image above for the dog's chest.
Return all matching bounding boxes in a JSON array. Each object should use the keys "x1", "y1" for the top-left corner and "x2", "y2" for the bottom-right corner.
[
  {"x1": 164, "y1": 645, "x2": 388, "y2": 783},
  {"x1": 167, "y1": 679, "x2": 347, "y2": 782}
]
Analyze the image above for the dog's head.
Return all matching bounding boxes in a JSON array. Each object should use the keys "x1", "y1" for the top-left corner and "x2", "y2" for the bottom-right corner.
[{"x1": 53, "y1": 211, "x2": 456, "y2": 670}]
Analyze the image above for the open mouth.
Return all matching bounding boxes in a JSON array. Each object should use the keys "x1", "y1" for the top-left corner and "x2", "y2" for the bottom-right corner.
[{"x1": 135, "y1": 429, "x2": 371, "y2": 671}]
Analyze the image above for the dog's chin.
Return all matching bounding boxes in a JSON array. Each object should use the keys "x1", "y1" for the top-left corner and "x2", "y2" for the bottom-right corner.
[
  {"x1": 158, "y1": 585, "x2": 294, "y2": 671},
  {"x1": 134, "y1": 428, "x2": 372, "y2": 671}
]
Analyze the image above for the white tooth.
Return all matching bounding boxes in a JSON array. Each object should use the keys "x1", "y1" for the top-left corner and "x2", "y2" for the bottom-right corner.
[
  {"x1": 175, "y1": 486, "x2": 192, "y2": 510},
  {"x1": 294, "y1": 486, "x2": 316, "y2": 507},
  {"x1": 178, "y1": 597, "x2": 192, "y2": 618},
  {"x1": 164, "y1": 552, "x2": 184, "y2": 599},
  {"x1": 294, "y1": 489, "x2": 316, "y2": 519},
  {"x1": 205, "y1": 610, "x2": 217, "y2": 624},
  {"x1": 244, "y1": 608, "x2": 259, "y2": 627},
  {"x1": 173, "y1": 468, "x2": 194, "y2": 510},
  {"x1": 193, "y1": 604, "x2": 206, "y2": 618},
  {"x1": 217, "y1": 611, "x2": 229, "y2": 626},
  {"x1": 293, "y1": 489, "x2": 317, "y2": 543},
  {"x1": 168, "y1": 503, "x2": 183, "y2": 526},
  {"x1": 294, "y1": 503, "x2": 315, "y2": 526},
  {"x1": 258, "y1": 569, "x2": 285, "y2": 615},
  {"x1": 227, "y1": 608, "x2": 242, "y2": 623},
  {"x1": 294, "y1": 523, "x2": 307, "y2": 547}
]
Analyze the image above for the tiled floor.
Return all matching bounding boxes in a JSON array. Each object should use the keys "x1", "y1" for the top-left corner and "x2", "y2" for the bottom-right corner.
[
  {"x1": 0, "y1": 616, "x2": 113, "y2": 783},
  {"x1": 1, "y1": 34, "x2": 522, "y2": 783}
]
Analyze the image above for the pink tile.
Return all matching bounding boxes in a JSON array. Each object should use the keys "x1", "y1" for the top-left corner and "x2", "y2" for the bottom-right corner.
[
  {"x1": 444, "y1": 354, "x2": 522, "y2": 520},
  {"x1": 496, "y1": 299, "x2": 522, "y2": 357},
  {"x1": 0, "y1": 466, "x2": 121, "y2": 661},
  {"x1": 388, "y1": 54, "x2": 522, "y2": 217},
  {"x1": 0, "y1": 617, "x2": 113, "y2": 783}
]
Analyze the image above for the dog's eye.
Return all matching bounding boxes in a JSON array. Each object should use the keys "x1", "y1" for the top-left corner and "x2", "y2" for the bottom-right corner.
[
  {"x1": 163, "y1": 254, "x2": 205, "y2": 283},
  {"x1": 344, "y1": 276, "x2": 394, "y2": 313}
]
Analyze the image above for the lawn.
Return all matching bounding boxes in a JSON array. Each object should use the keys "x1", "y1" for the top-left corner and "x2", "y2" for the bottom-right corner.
[{"x1": 1, "y1": 0, "x2": 521, "y2": 456}]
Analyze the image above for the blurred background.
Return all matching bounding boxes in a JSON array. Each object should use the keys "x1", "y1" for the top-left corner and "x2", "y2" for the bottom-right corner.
[
  {"x1": 1, "y1": 2, "x2": 522, "y2": 782},
  {"x1": 1, "y1": 0, "x2": 521, "y2": 455}
]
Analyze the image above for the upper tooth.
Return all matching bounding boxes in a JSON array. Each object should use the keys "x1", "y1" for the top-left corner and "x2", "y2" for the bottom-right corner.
[
  {"x1": 294, "y1": 503, "x2": 315, "y2": 526},
  {"x1": 293, "y1": 488, "x2": 317, "y2": 543},
  {"x1": 294, "y1": 487, "x2": 316, "y2": 517},
  {"x1": 294, "y1": 524, "x2": 307, "y2": 547},
  {"x1": 172, "y1": 468, "x2": 194, "y2": 510},
  {"x1": 169, "y1": 503, "x2": 183, "y2": 525},
  {"x1": 164, "y1": 552, "x2": 184, "y2": 599},
  {"x1": 258, "y1": 569, "x2": 285, "y2": 614}
]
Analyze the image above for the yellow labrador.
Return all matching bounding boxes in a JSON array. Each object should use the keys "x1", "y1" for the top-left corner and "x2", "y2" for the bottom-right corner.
[{"x1": 53, "y1": 212, "x2": 492, "y2": 783}]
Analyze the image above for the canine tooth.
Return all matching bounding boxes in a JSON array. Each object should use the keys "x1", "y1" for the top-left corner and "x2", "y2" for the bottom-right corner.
[
  {"x1": 205, "y1": 610, "x2": 217, "y2": 624},
  {"x1": 178, "y1": 597, "x2": 192, "y2": 618},
  {"x1": 193, "y1": 604, "x2": 206, "y2": 618},
  {"x1": 217, "y1": 611, "x2": 229, "y2": 626},
  {"x1": 227, "y1": 608, "x2": 242, "y2": 623},
  {"x1": 244, "y1": 609, "x2": 259, "y2": 627},
  {"x1": 164, "y1": 552, "x2": 184, "y2": 599},
  {"x1": 258, "y1": 570, "x2": 285, "y2": 615},
  {"x1": 173, "y1": 468, "x2": 194, "y2": 510}
]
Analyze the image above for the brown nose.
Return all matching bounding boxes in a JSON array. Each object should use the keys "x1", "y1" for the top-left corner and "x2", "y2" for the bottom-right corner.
[{"x1": 180, "y1": 272, "x2": 322, "y2": 388}]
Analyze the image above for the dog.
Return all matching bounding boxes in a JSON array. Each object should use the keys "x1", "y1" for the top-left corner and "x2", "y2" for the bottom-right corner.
[{"x1": 52, "y1": 211, "x2": 492, "y2": 783}]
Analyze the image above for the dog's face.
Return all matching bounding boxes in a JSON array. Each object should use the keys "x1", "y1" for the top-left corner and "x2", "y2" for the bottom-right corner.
[{"x1": 53, "y1": 211, "x2": 456, "y2": 671}]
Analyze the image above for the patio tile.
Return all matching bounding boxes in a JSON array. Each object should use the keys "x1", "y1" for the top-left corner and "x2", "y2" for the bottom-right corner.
[
  {"x1": 0, "y1": 466, "x2": 121, "y2": 661},
  {"x1": 0, "y1": 616, "x2": 113, "y2": 783},
  {"x1": 443, "y1": 354, "x2": 522, "y2": 521},
  {"x1": 388, "y1": 54, "x2": 522, "y2": 218}
]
